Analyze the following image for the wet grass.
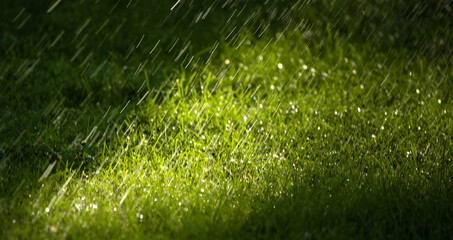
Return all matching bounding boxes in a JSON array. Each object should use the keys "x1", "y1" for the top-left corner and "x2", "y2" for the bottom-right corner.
[{"x1": 1, "y1": 0, "x2": 452, "y2": 239}]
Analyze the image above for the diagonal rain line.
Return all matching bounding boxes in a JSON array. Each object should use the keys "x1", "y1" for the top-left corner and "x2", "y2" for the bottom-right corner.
[
  {"x1": 46, "y1": 170, "x2": 76, "y2": 211},
  {"x1": 47, "y1": 0, "x2": 62, "y2": 13}
]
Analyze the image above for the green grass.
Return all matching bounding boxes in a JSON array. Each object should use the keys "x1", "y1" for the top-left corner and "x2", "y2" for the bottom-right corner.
[{"x1": 1, "y1": 0, "x2": 452, "y2": 239}]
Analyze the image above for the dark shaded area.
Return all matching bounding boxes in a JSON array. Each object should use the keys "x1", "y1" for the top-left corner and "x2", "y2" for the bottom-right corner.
[{"x1": 238, "y1": 175, "x2": 453, "y2": 239}]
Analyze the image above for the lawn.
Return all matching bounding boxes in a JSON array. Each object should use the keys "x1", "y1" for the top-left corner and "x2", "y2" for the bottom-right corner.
[{"x1": 1, "y1": 0, "x2": 452, "y2": 239}]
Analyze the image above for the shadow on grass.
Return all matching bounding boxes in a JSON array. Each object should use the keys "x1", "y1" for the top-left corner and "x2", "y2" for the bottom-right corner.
[{"x1": 236, "y1": 172, "x2": 453, "y2": 239}]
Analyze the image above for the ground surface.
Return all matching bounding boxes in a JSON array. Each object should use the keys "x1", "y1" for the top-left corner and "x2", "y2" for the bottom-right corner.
[{"x1": 1, "y1": 0, "x2": 452, "y2": 239}]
